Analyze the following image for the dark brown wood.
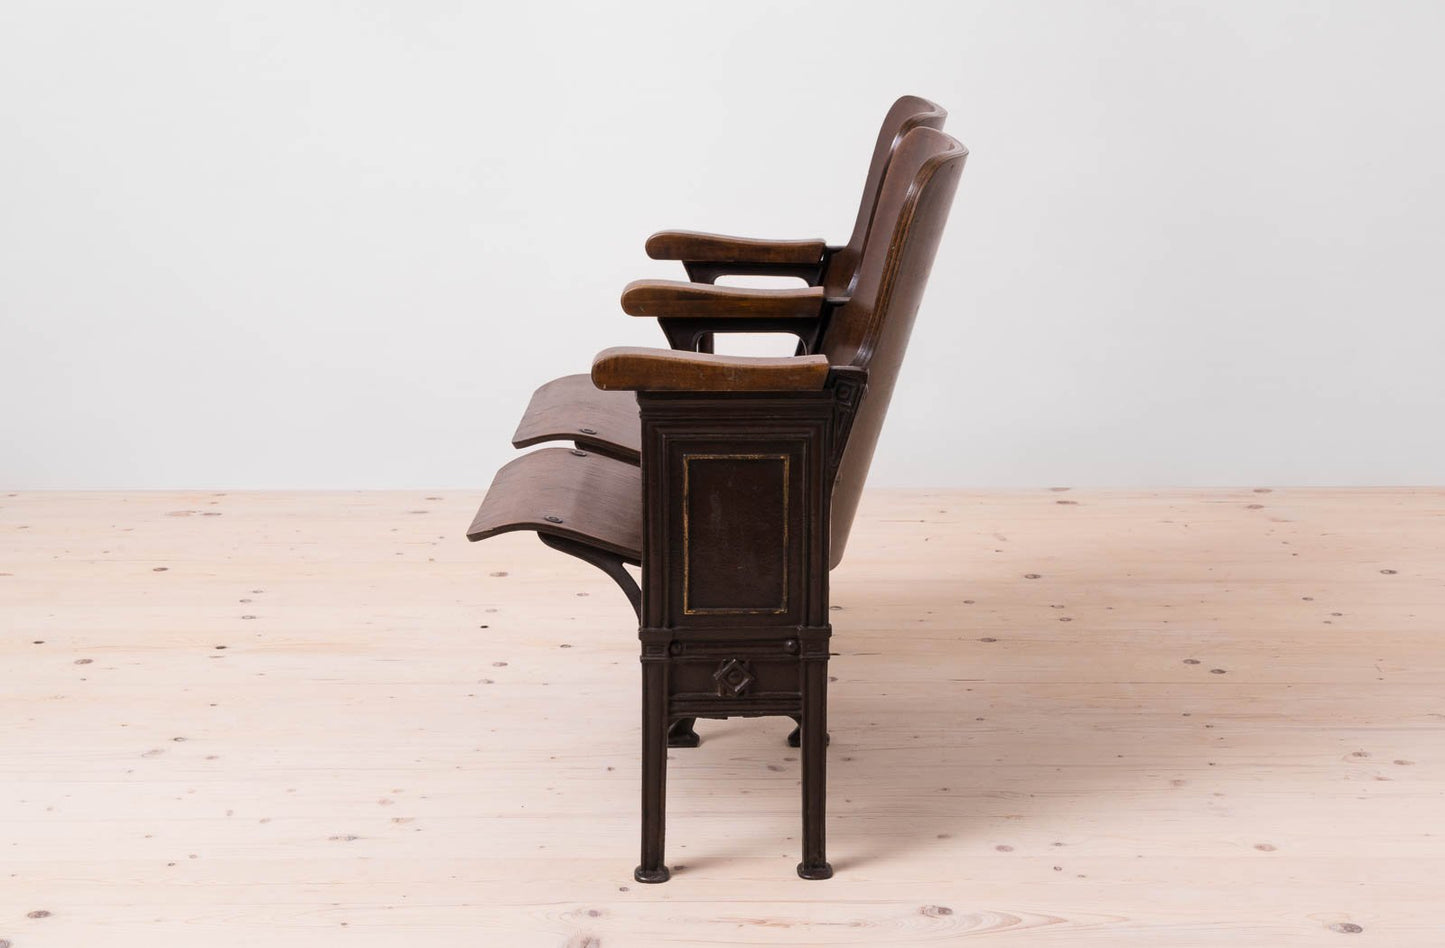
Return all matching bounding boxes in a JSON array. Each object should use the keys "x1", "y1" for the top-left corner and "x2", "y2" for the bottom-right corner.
[
  {"x1": 511, "y1": 374, "x2": 642, "y2": 463},
  {"x1": 466, "y1": 118, "x2": 968, "y2": 884},
  {"x1": 590, "y1": 347, "x2": 830, "y2": 393},
  {"x1": 817, "y1": 127, "x2": 968, "y2": 566},
  {"x1": 506, "y1": 96, "x2": 946, "y2": 458},
  {"x1": 648, "y1": 95, "x2": 947, "y2": 298},
  {"x1": 466, "y1": 447, "x2": 642, "y2": 564},
  {"x1": 621, "y1": 279, "x2": 828, "y2": 354},
  {"x1": 660, "y1": 95, "x2": 945, "y2": 355},
  {"x1": 819, "y1": 94, "x2": 947, "y2": 295},
  {"x1": 645, "y1": 231, "x2": 826, "y2": 266},
  {"x1": 620, "y1": 280, "x2": 824, "y2": 319}
]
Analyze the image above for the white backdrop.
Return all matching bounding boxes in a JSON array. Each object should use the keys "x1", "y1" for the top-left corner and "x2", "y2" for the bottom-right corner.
[{"x1": 2, "y1": 1, "x2": 1442, "y2": 489}]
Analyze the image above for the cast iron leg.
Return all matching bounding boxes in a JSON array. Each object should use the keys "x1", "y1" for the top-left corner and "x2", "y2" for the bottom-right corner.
[
  {"x1": 668, "y1": 717, "x2": 701, "y2": 748},
  {"x1": 787, "y1": 715, "x2": 829, "y2": 748},
  {"x1": 635, "y1": 657, "x2": 670, "y2": 883},
  {"x1": 797, "y1": 657, "x2": 833, "y2": 879}
]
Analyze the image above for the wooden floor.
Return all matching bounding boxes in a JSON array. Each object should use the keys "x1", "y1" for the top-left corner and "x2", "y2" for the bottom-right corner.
[{"x1": 1, "y1": 488, "x2": 1442, "y2": 946}]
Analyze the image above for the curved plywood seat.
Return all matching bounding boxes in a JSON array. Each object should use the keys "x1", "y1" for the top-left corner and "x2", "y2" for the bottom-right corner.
[
  {"x1": 511, "y1": 374, "x2": 642, "y2": 464},
  {"x1": 467, "y1": 447, "x2": 642, "y2": 564}
]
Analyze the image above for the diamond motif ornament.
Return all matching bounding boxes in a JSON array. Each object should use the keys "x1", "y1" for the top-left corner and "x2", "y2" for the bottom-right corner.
[{"x1": 713, "y1": 659, "x2": 755, "y2": 697}]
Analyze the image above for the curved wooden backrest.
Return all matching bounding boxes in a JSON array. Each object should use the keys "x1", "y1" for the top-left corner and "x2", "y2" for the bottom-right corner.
[
  {"x1": 822, "y1": 126, "x2": 968, "y2": 566},
  {"x1": 822, "y1": 96, "x2": 948, "y2": 295}
]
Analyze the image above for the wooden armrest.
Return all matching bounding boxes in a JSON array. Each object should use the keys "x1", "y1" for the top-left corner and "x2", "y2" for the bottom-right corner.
[
  {"x1": 621, "y1": 280, "x2": 825, "y2": 319},
  {"x1": 645, "y1": 230, "x2": 826, "y2": 266},
  {"x1": 591, "y1": 347, "x2": 831, "y2": 393}
]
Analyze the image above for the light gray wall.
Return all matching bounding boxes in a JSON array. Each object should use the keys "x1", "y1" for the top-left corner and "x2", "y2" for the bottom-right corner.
[{"x1": 3, "y1": 1, "x2": 1442, "y2": 489}]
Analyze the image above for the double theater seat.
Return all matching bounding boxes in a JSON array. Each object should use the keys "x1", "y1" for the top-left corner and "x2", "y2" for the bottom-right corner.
[{"x1": 467, "y1": 96, "x2": 967, "y2": 883}]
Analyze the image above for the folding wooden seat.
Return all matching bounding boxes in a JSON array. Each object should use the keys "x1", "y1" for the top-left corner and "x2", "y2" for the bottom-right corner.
[
  {"x1": 510, "y1": 96, "x2": 946, "y2": 464},
  {"x1": 468, "y1": 125, "x2": 968, "y2": 882}
]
